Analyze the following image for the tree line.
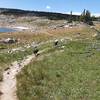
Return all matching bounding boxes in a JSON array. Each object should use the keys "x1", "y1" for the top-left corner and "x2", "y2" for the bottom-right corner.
[
  {"x1": 80, "y1": 9, "x2": 93, "y2": 25},
  {"x1": 0, "y1": 8, "x2": 98, "y2": 24},
  {"x1": 69, "y1": 9, "x2": 96, "y2": 25}
]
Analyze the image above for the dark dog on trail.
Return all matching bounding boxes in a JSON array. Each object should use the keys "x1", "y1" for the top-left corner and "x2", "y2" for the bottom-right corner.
[{"x1": 33, "y1": 46, "x2": 39, "y2": 56}]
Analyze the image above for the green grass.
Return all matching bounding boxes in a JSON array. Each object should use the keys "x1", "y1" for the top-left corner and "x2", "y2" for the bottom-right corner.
[{"x1": 17, "y1": 41, "x2": 100, "y2": 100}]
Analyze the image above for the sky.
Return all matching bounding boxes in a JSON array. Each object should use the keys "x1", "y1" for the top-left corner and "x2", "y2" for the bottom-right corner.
[{"x1": 0, "y1": 0, "x2": 100, "y2": 16}]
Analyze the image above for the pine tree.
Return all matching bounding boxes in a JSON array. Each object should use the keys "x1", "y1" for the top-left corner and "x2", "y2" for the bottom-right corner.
[
  {"x1": 80, "y1": 9, "x2": 93, "y2": 25},
  {"x1": 68, "y1": 11, "x2": 73, "y2": 23},
  {"x1": 80, "y1": 9, "x2": 86, "y2": 22}
]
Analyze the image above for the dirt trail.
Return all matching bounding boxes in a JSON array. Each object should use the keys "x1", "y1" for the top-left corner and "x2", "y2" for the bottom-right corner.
[
  {"x1": 0, "y1": 47, "x2": 50, "y2": 100},
  {"x1": 0, "y1": 54, "x2": 35, "y2": 100}
]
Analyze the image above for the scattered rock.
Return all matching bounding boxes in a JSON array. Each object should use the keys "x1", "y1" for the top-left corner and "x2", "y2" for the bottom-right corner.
[
  {"x1": 0, "y1": 91, "x2": 3, "y2": 95},
  {"x1": 61, "y1": 46, "x2": 65, "y2": 49},
  {"x1": 4, "y1": 67, "x2": 10, "y2": 71},
  {"x1": 7, "y1": 72, "x2": 10, "y2": 74},
  {"x1": 1, "y1": 38, "x2": 18, "y2": 44},
  {"x1": 4, "y1": 38, "x2": 18, "y2": 44},
  {"x1": 77, "y1": 33, "x2": 81, "y2": 35}
]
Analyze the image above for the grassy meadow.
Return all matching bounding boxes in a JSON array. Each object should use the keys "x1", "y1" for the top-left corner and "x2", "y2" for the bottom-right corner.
[
  {"x1": 17, "y1": 40, "x2": 100, "y2": 100},
  {"x1": 0, "y1": 23, "x2": 100, "y2": 100}
]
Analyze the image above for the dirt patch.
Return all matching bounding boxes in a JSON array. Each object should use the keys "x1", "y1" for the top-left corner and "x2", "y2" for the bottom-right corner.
[{"x1": 0, "y1": 54, "x2": 35, "y2": 100}]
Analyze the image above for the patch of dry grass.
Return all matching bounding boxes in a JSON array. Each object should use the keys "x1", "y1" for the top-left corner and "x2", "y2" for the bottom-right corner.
[
  {"x1": 47, "y1": 27, "x2": 96, "y2": 39},
  {"x1": 94, "y1": 23, "x2": 100, "y2": 30}
]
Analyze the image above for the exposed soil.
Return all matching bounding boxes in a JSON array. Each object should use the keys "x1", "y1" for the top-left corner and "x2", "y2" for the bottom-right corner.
[{"x1": 0, "y1": 54, "x2": 35, "y2": 100}]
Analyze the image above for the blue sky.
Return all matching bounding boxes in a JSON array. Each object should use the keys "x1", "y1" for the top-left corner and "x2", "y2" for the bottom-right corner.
[{"x1": 0, "y1": 0, "x2": 100, "y2": 16}]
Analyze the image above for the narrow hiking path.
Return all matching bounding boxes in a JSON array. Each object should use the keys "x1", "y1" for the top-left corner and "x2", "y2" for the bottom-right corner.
[
  {"x1": 0, "y1": 47, "x2": 51, "y2": 100},
  {"x1": 0, "y1": 54, "x2": 35, "y2": 100}
]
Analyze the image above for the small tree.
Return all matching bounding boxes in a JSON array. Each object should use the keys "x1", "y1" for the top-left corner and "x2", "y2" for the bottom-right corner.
[
  {"x1": 85, "y1": 10, "x2": 91, "y2": 22},
  {"x1": 68, "y1": 11, "x2": 73, "y2": 23},
  {"x1": 80, "y1": 9, "x2": 86, "y2": 22}
]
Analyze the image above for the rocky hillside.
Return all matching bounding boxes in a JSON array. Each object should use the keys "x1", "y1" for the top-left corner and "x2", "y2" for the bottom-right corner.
[{"x1": 0, "y1": 8, "x2": 80, "y2": 20}]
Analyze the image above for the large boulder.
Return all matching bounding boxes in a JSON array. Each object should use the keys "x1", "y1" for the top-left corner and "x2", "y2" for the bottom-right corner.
[{"x1": 3, "y1": 38, "x2": 18, "y2": 44}]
